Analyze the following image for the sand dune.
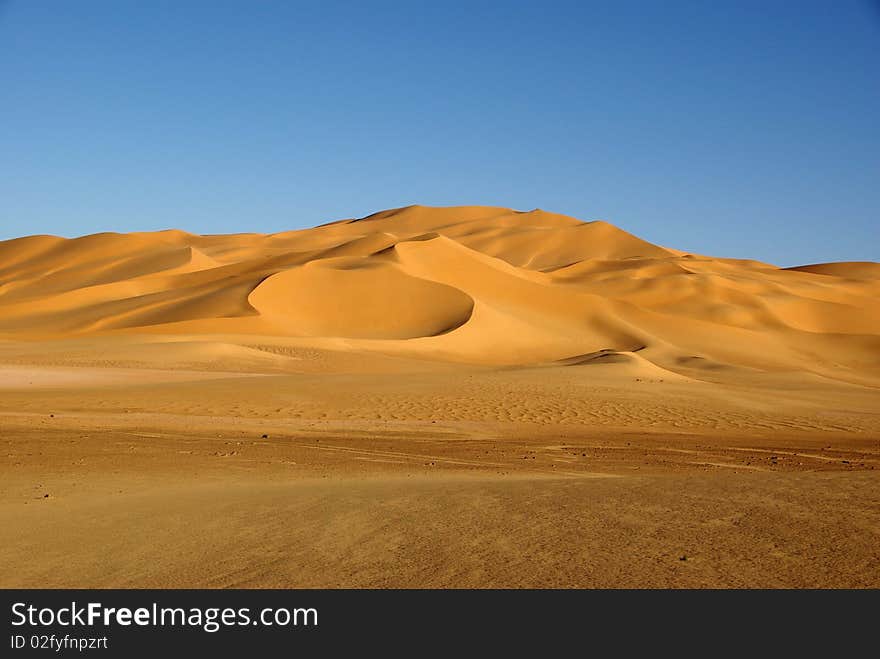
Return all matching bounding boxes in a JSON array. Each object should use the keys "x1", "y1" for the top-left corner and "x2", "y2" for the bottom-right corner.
[
  {"x1": 0, "y1": 205, "x2": 876, "y2": 384},
  {"x1": 1, "y1": 205, "x2": 878, "y2": 588},
  {"x1": 250, "y1": 257, "x2": 474, "y2": 339}
]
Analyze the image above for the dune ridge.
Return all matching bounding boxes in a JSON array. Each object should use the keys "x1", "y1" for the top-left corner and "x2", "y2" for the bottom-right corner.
[{"x1": 0, "y1": 205, "x2": 877, "y2": 385}]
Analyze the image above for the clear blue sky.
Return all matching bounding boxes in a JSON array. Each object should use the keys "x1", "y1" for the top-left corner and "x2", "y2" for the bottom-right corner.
[{"x1": 1, "y1": 1, "x2": 877, "y2": 266}]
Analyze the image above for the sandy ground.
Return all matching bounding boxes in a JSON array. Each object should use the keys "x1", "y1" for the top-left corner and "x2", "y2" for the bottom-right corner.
[
  {"x1": 0, "y1": 349, "x2": 877, "y2": 588},
  {"x1": 0, "y1": 206, "x2": 877, "y2": 587}
]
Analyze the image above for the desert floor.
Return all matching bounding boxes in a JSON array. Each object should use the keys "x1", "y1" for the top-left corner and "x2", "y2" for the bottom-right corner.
[{"x1": 1, "y1": 338, "x2": 877, "y2": 588}]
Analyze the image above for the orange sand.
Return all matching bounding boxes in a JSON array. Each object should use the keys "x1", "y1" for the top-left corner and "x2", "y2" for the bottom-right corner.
[{"x1": 0, "y1": 206, "x2": 877, "y2": 587}]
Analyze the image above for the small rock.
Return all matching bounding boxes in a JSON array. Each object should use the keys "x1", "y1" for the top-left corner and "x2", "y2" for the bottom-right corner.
[
  {"x1": 679, "y1": 555, "x2": 687, "y2": 561},
  {"x1": 261, "y1": 434, "x2": 269, "y2": 439}
]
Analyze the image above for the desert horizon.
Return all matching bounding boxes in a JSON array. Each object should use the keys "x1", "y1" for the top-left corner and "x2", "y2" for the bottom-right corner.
[{"x1": 1, "y1": 204, "x2": 877, "y2": 588}]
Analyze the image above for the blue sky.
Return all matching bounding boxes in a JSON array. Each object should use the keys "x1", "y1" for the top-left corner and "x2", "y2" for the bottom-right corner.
[{"x1": 1, "y1": 1, "x2": 877, "y2": 266}]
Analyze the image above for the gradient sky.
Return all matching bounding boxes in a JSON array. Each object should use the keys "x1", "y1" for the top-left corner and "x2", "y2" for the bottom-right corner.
[{"x1": 1, "y1": 1, "x2": 877, "y2": 266}]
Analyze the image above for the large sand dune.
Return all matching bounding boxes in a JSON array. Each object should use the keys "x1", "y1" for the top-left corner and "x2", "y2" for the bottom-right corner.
[
  {"x1": 1, "y1": 205, "x2": 877, "y2": 382},
  {"x1": 0, "y1": 206, "x2": 878, "y2": 588}
]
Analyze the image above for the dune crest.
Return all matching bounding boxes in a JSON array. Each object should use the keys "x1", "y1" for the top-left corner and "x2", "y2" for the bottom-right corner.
[{"x1": 0, "y1": 205, "x2": 877, "y2": 384}]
